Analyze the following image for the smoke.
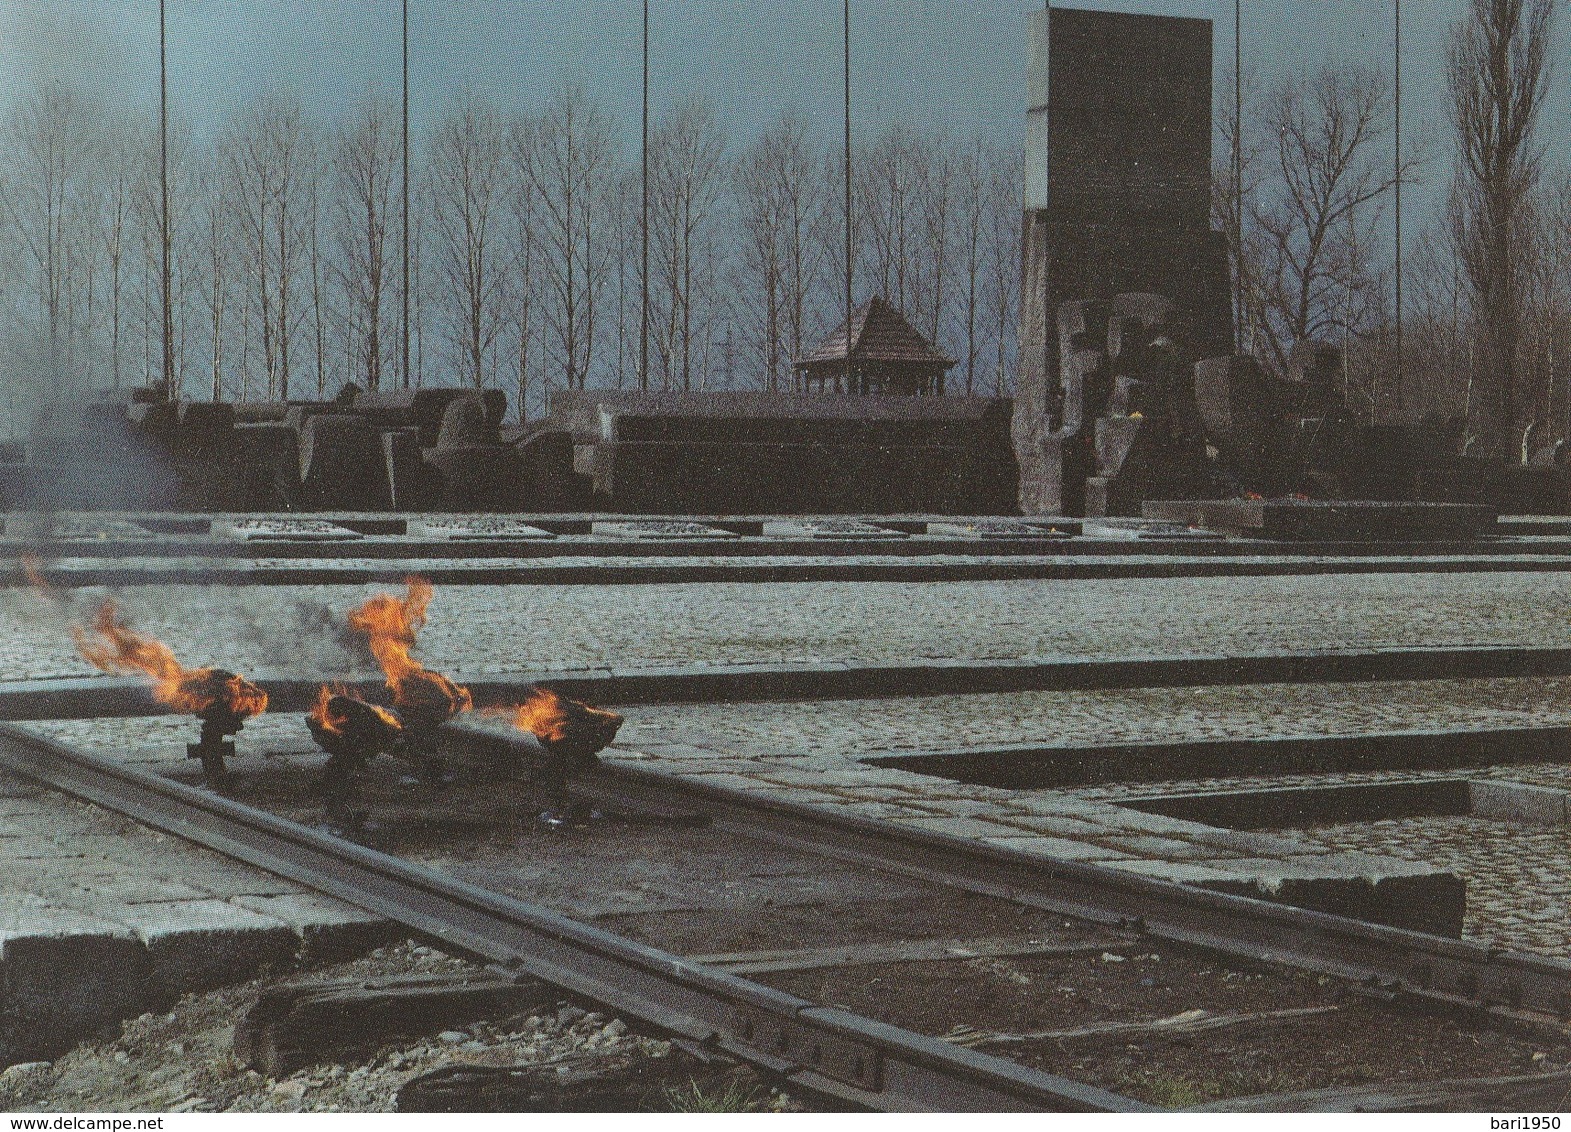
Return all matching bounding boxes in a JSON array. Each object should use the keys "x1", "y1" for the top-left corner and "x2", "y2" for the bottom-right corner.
[
  {"x1": 228, "y1": 595, "x2": 376, "y2": 673},
  {"x1": 1, "y1": 580, "x2": 379, "y2": 678},
  {"x1": 119, "y1": 588, "x2": 377, "y2": 674}
]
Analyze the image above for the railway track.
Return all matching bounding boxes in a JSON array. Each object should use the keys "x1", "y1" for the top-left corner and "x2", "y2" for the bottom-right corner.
[
  {"x1": 10, "y1": 719, "x2": 1571, "y2": 1110},
  {"x1": 0, "y1": 724, "x2": 1138, "y2": 1113}
]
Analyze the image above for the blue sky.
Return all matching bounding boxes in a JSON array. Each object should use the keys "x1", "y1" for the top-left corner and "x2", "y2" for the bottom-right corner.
[{"x1": 1, "y1": 1, "x2": 1567, "y2": 229}]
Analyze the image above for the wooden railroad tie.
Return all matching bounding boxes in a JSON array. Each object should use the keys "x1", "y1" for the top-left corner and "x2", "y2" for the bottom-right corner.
[{"x1": 234, "y1": 971, "x2": 555, "y2": 1078}]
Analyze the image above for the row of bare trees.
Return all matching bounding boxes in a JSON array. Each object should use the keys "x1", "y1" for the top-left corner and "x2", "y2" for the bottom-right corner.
[
  {"x1": 1219, "y1": 0, "x2": 1567, "y2": 462},
  {"x1": 0, "y1": 78, "x2": 1023, "y2": 429}
]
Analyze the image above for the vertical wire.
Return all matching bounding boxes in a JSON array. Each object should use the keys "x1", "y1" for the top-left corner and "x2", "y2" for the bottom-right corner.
[
  {"x1": 844, "y1": 0, "x2": 852, "y2": 396},
  {"x1": 160, "y1": 0, "x2": 173, "y2": 395},
  {"x1": 402, "y1": 0, "x2": 411, "y2": 389},
  {"x1": 1393, "y1": 0, "x2": 1403, "y2": 408},
  {"x1": 641, "y1": 0, "x2": 650, "y2": 392},
  {"x1": 1233, "y1": 0, "x2": 1243, "y2": 355}
]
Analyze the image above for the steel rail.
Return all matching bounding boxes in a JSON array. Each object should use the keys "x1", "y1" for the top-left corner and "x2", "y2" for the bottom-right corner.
[
  {"x1": 0, "y1": 725, "x2": 1145, "y2": 1114},
  {"x1": 587, "y1": 762, "x2": 1571, "y2": 1032}
]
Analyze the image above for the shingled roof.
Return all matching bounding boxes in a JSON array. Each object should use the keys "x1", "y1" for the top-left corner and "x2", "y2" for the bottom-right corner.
[{"x1": 796, "y1": 296, "x2": 956, "y2": 369}]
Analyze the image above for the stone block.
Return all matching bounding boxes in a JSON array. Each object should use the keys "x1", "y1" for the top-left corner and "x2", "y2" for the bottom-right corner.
[
  {"x1": 1106, "y1": 293, "x2": 1176, "y2": 370},
  {"x1": 298, "y1": 414, "x2": 393, "y2": 510},
  {"x1": 1469, "y1": 781, "x2": 1571, "y2": 825},
  {"x1": 1140, "y1": 499, "x2": 1499, "y2": 541},
  {"x1": 382, "y1": 427, "x2": 440, "y2": 511},
  {"x1": 994, "y1": 814, "x2": 1113, "y2": 839},
  {"x1": 1095, "y1": 834, "x2": 1221, "y2": 860},
  {"x1": 515, "y1": 428, "x2": 588, "y2": 510},
  {"x1": 887, "y1": 815, "x2": 1019, "y2": 840},
  {"x1": 352, "y1": 387, "x2": 507, "y2": 448},
  {"x1": 233, "y1": 894, "x2": 400, "y2": 963},
  {"x1": 1105, "y1": 859, "x2": 1241, "y2": 885},
  {"x1": 1199, "y1": 863, "x2": 1467, "y2": 938},
  {"x1": 423, "y1": 446, "x2": 520, "y2": 511},
  {"x1": 1057, "y1": 300, "x2": 1110, "y2": 371},
  {"x1": 435, "y1": 394, "x2": 502, "y2": 448},
  {"x1": 0, "y1": 894, "x2": 150, "y2": 1061},
  {"x1": 234, "y1": 423, "x2": 302, "y2": 509},
  {"x1": 1193, "y1": 355, "x2": 1285, "y2": 493},
  {"x1": 984, "y1": 835, "x2": 1132, "y2": 862},
  {"x1": 114, "y1": 899, "x2": 298, "y2": 997},
  {"x1": 174, "y1": 401, "x2": 236, "y2": 455}
]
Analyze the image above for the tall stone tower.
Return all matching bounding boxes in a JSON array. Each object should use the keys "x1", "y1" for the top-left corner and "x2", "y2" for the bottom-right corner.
[{"x1": 1014, "y1": 6, "x2": 1232, "y2": 514}]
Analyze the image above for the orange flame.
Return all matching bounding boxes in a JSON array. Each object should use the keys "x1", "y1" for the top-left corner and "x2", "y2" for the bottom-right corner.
[
  {"x1": 308, "y1": 683, "x2": 401, "y2": 737},
  {"x1": 346, "y1": 577, "x2": 472, "y2": 723},
  {"x1": 20, "y1": 554, "x2": 49, "y2": 591},
  {"x1": 72, "y1": 599, "x2": 268, "y2": 719},
  {"x1": 500, "y1": 686, "x2": 624, "y2": 746}
]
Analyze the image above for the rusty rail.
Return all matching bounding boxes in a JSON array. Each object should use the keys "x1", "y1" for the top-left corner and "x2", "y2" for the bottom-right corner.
[{"x1": 0, "y1": 724, "x2": 1142, "y2": 1113}]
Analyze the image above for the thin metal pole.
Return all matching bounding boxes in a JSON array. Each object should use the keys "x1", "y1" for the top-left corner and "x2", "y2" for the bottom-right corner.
[
  {"x1": 402, "y1": 0, "x2": 411, "y2": 390},
  {"x1": 1393, "y1": 0, "x2": 1403, "y2": 400},
  {"x1": 843, "y1": 0, "x2": 852, "y2": 396},
  {"x1": 160, "y1": 0, "x2": 173, "y2": 397},
  {"x1": 401, "y1": 0, "x2": 411, "y2": 391},
  {"x1": 640, "y1": 0, "x2": 649, "y2": 392},
  {"x1": 1233, "y1": 0, "x2": 1242, "y2": 355}
]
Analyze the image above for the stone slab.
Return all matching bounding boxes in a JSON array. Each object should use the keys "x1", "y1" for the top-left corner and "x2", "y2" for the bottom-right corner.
[
  {"x1": 233, "y1": 893, "x2": 400, "y2": 962},
  {"x1": 111, "y1": 899, "x2": 302, "y2": 997},
  {"x1": 1142, "y1": 500, "x2": 1499, "y2": 542}
]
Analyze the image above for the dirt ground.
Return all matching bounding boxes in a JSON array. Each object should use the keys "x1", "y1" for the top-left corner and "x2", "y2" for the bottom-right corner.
[{"x1": 0, "y1": 941, "x2": 795, "y2": 1114}]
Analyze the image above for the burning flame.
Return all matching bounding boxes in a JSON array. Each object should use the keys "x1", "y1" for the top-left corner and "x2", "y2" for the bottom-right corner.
[
  {"x1": 307, "y1": 683, "x2": 401, "y2": 737},
  {"x1": 20, "y1": 554, "x2": 48, "y2": 591},
  {"x1": 72, "y1": 599, "x2": 268, "y2": 719},
  {"x1": 501, "y1": 686, "x2": 624, "y2": 746},
  {"x1": 346, "y1": 577, "x2": 472, "y2": 723}
]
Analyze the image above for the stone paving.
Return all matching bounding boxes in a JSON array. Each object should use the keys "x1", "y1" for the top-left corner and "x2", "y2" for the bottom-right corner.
[
  {"x1": 616, "y1": 678, "x2": 1571, "y2": 757},
  {"x1": 14, "y1": 698, "x2": 1471, "y2": 940},
  {"x1": 9, "y1": 571, "x2": 1571, "y2": 682},
  {"x1": 8, "y1": 565, "x2": 1571, "y2": 1059},
  {"x1": 1292, "y1": 817, "x2": 1571, "y2": 956},
  {"x1": 0, "y1": 762, "x2": 393, "y2": 1065}
]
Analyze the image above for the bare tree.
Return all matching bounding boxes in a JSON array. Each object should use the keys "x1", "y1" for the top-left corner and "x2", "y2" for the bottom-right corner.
[
  {"x1": 332, "y1": 98, "x2": 398, "y2": 390},
  {"x1": 427, "y1": 90, "x2": 508, "y2": 390},
  {"x1": 914, "y1": 135, "x2": 954, "y2": 375},
  {"x1": 507, "y1": 115, "x2": 542, "y2": 417},
  {"x1": 647, "y1": 99, "x2": 727, "y2": 391},
  {"x1": 982, "y1": 146, "x2": 1020, "y2": 396},
  {"x1": 528, "y1": 82, "x2": 617, "y2": 391},
  {"x1": 196, "y1": 157, "x2": 230, "y2": 402},
  {"x1": 1250, "y1": 63, "x2": 1418, "y2": 376},
  {"x1": 221, "y1": 94, "x2": 314, "y2": 399},
  {"x1": 1447, "y1": 0, "x2": 1559, "y2": 458},
  {"x1": 735, "y1": 113, "x2": 824, "y2": 391},
  {"x1": 99, "y1": 122, "x2": 140, "y2": 389},
  {"x1": 858, "y1": 122, "x2": 922, "y2": 315},
  {"x1": 0, "y1": 83, "x2": 101, "y2": 388}
]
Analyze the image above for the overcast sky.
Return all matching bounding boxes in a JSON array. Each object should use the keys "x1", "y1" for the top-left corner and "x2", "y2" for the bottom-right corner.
[{"x1": 1, "y1": 0, "x2": 1567, "y2": 231}]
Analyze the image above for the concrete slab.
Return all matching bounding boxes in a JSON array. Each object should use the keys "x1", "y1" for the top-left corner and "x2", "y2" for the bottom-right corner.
[
  {"x1": 115, "y1": 899, "x2": 298, "y2": 997},
  {"x1": 232, "y1": 894, "x2": 404, "y2": 962}
]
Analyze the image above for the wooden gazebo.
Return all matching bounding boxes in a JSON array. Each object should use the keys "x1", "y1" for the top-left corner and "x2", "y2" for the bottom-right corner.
[{"x1": 794, "y1": 296, "x2": 956, "y2": 396}]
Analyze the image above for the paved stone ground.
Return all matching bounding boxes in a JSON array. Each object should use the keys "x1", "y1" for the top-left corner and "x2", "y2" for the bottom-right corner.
[
  {"x1": 7, "y1": 567, "x2": 1571, "y2": 1050},
  {"x1": 1288, "y1": 817, "x2": 1571, "y2": 955},
  {"x1": 617, "y1": 678, "x2": 1571, "y2": 756},
  {"x1": 0, "y1": 762, "x2": 394, "y2": 1066},
  {"x1": 13, "y1": 699, "x2": 1471, "y2": 940},
  {"x1": 9, "y1": 571, "x2": 1571, "y2": 682}
]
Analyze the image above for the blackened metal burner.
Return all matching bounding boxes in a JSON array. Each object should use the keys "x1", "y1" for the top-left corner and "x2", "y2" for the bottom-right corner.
[
  {"x1": 527, "y1": 695, "x2": 625, "y2": 827},
  {"x1": 184, "y1": 668, "x2": 267, "y2": 791},
  {"x1": 305, "y1": 692, "x2": 404, "y2": 835}
]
